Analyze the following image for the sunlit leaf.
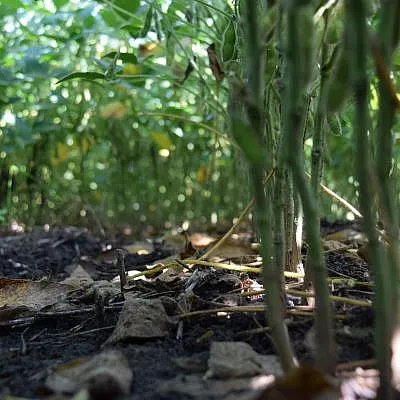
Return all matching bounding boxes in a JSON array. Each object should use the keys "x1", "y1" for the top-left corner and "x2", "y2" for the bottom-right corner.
[
  {"x1": 122, "y1": 64, "x2": 142, "y2": 75},
  {"x1": 150, "y1": 131, "x2": 173, "y2": 150}
]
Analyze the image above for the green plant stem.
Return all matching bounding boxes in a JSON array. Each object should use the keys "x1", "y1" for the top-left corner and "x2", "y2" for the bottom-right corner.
[
  {"x1": 250, "y1": 166, "x2": 297, "y2": 372},
  {"x1": 375, "y1": 0, "x2": 400, "y2": 315},
  {"x1": 375, "y1": 0, "x2": 400, "y2": 390},
  {"x1": 227, "y1": 0, "x2": 297, "y2": 372},
  {"x1": 283, "y1": 2, "x2": 335, "y2": 374},
  {"x1": 345, "y1": 1, "x2": 393, "y2": 397},
  {"x1": 310, "y1": 17, "x2": 329, "y2": 196},
  {"x1": 246, "y1": 0, "x2": 297, "y2": 371}
]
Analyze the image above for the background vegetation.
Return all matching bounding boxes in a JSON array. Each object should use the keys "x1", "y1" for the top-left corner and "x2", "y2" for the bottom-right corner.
[{"x1": 2, "y1": 0, "x2": 398, "y2": 230}]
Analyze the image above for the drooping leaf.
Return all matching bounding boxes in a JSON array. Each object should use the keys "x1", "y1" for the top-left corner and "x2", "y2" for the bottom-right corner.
[
  {"x1": 326, "y1": 48, "x2": 351, "y2": 113},
  {"x1": 140, "y1": 6, "x2": 153, "y2": 38},
  {"x1": 180, "y1": 58, "x2": 195, "y2": 85},
  {"x1": 221, "y1": 18, "x2": 237, "y2": 63},
  {"x1": 56, "y1": 72, "x2": 106, "y2": 84}
]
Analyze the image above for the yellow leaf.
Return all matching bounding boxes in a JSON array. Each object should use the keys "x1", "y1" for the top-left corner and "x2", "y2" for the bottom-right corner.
[
  {"x1": 151, "y1": 131, "x2": 173, "y2": 150},
  {"x1": 196, "y1": 166, "x2": 208, "y2": 184},
  {"x1": 51, "y1": 142, "x2": 70, "y2": 166},
  {"x1": 123, "y1": 64, "x2": 142, "y2": 75},
  {"x1": 101, "y1": 102, "x2": 128, "y2": 119},
  {"x1": 80, "y1": 138, "x2": 92, "y2": 154}
]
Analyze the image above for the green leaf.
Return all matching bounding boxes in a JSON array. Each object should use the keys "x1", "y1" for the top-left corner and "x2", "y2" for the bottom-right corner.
[
  {"x1": 165, "y1": 33, "x2": 175, "y2": 66},
  {"x1": 326, "y1": 49, "x2": 351, "y2": 113},
  {"x1": 0, "y1": 0, "x2": 23, "y2": 16},
  {"x1": 53, "y1": 0, "x2": 69, "y2": 9},
  {"x1": 140, "y1": 6, "x2": 153, "y2": 37},
  {"x1": 103, "y1": 52, "x2": 138, "y2": 64},
  {"x1": 0, "y1": 67, "x2": 15, "y2": 86},
  {"x1": 100, "y1": 9, "x2": 121, "y2": 27},
  {"x1": 221, "y1": 18, "x2": 237, "y2": 63},
  {"x1": 2, "y1": 0, "x2": 23, "y2": 8},
  {"x1": 56, "y1": 72, "x2": 106, "y2": 84},
  {"x1": 108, "y1": 0, "x2": 140, "y2": 21},
  {"x1": 166, "y1": 0, "x2": 187, "y2": 26}
]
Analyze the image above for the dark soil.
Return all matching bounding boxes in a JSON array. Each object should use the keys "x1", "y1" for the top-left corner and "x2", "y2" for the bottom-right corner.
[{"x1": 0, "y1": 224, "x2": 379, "y2": 399}]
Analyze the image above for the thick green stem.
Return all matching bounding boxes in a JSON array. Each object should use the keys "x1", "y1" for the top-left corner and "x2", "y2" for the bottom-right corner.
[
  {"x1": 311, "y1": 15, "x2": 330, "y2": 197},
  {"x1": 227, "y1": 0, "x2": 297, "y2": 372},
  {"x1": 375, "y1": 0, "x2": 400, "y2": 390},
  {"x1": 345, "y1": 1, "x2": 393, "y2": 397},
  {"x1": 283, "y1": 2, "x2": 335, "y2": 374},
  {"x1": 251, "y1": 166, "x2": 297, "y2": 372}
]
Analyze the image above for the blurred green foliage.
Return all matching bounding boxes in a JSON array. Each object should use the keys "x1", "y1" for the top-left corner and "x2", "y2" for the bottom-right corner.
[{"x1": 0, "y1": 0, "x2": 399, "y2": 229}]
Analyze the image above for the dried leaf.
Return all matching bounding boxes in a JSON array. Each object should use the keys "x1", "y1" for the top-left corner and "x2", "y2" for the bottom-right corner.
[
  {"x1": 0, "y1": 278, "x2": 73, "y2": 311},
  {"x1": 207, "y1": 43, "x2": 225, "y2": 83}
]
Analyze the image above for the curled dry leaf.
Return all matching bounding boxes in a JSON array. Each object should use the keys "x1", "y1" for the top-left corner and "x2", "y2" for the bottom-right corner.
[{"x1": 207, "y1": 43, "x2": 225, "y2": 83}]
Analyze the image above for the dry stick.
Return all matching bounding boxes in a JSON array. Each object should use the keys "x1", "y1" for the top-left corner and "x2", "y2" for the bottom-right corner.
[
  {"x1": 199, "y1": 168, "x2": 275, "y2": 261},
  {"x1": 179, "y1": 305, "x2": 346, "y2": 320},
  {"x1": 200, "y1": 199, "x2": 254, "y2": 260},
  {"x1": 336, "y1": 358, "x2": 376, "y2": 372},
  {"x1": 345, "y1": 2, "x2": 393, "y2": 397},
  {"x1": 306, "y1": 173, "x2": 362, "y2": 219},
  {"x1": 240, "y1": 288, "x2": 371, "y2": 308}
]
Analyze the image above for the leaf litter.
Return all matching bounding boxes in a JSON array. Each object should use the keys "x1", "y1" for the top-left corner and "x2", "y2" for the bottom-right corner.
[{"x1": 0, "y1": 222, "x2": 385, "y2": 399}]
